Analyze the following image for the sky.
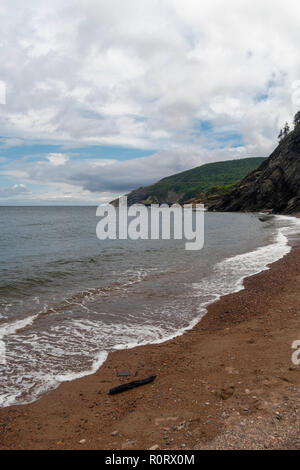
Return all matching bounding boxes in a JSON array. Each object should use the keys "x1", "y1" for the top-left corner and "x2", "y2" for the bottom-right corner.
[{"x1": 1, "y1": 0, "x2": 300, "y2": 205}]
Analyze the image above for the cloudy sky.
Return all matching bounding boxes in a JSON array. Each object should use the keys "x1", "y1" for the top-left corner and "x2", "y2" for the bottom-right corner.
[{"x1": 1, "y1": 0, "x2": 300, "y2": 204}]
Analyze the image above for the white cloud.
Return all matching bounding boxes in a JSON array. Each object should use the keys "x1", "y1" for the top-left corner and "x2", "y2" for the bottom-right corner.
[
  {"x1": 1, "y1": 0, "x2": 299, "y2": 146},
  {"x1": 1, "y1": 0, "x2": 300, "y2": 202},
  {"x1": 0, "y1": 80, "x2": 6, "y2": 104},
  {"x1": 0, "y1": 183, "x2": 29, "y2": 198},
  {"x1": 46, "y1": 153, "x2": 69, "y2": 166}
]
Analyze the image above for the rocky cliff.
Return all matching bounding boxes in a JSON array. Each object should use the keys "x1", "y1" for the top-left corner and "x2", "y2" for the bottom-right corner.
[{"x1": 210, "y1": 127, "x2": 300, "y2": 214}]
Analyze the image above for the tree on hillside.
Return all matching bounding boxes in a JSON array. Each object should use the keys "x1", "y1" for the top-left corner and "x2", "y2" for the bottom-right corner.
[
  {"x1": 294, "y1": 111, "x2": 300, "y2": 128},
  {"x1": 278, "y1": 121, "x2": 291, "y2": 141},
  {"x1": 283, "y1": 122, "x2": 290, "y2": 137}
]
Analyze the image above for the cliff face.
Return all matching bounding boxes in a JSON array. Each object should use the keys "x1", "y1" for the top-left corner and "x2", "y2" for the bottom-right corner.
[{"x1": 210, "y1": 127, "x2": 300, "y2": 214}]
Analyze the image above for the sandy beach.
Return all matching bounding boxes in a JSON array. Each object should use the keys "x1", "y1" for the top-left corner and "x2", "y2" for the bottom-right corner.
[{"x1": 0, "y1": 235, "x2": 299, "y2": 450}]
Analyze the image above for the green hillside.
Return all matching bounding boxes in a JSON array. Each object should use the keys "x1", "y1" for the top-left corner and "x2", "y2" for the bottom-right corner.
[{"x1": 112, "y1": 157, "x2": 266, "y2": 206}]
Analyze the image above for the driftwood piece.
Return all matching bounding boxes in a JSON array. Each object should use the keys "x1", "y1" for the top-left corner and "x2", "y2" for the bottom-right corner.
[{"x1": 109, "y1": 375, "x2": 156, "y2": 395}]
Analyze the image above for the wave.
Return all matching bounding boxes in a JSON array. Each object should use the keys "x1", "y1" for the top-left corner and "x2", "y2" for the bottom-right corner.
[{"x1": 0, "y1": 314, "x2": 39, "y2": 341}]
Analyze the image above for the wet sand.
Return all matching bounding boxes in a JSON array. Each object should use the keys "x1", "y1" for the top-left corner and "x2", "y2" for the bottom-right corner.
[{"x1": 0, "y1": 238, "x2": 300, "y2": 450}]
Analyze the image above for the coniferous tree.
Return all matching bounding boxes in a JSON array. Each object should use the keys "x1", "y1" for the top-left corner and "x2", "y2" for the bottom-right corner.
[
  {"x1": 283, "y1": 122, "x2": 290, "y2": 137},
  {"x1": 278, "y1": 129, "x2": 283, "y2": 141}
]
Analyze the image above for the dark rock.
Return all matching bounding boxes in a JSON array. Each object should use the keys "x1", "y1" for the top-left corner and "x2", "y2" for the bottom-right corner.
[
  {"x1": 209, "y1": 128, "x2": 300, "y2": 214},
  {"x1": 219, "y1": 386, "x2": 235, "y2": 400},
  {"x1": 117, "y1": 371, "x2": 131, "y2": 377}
]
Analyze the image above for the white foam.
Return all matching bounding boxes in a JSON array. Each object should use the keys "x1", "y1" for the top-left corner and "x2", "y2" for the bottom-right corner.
[
  {"x1": 0, "y1": 314, "x2": 38, "y2": 340},
  {"x1": 0, "y1": 345, "x2": 109, "y2": 408},
  {"x1": 192, "y1": 215, "x2": 300, "y2": 317},
  {"x1": 214, "y1": 223, "x2": 290, "y2": 292}
]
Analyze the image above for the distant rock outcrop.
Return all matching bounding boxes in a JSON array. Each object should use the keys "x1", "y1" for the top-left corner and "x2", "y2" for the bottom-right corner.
[
  {"x1": 111, "y1": 157, "x2": 265, "y2": 207},
  {"x1": 210, "y1": 127, "x2": 300, "y2": 214}
]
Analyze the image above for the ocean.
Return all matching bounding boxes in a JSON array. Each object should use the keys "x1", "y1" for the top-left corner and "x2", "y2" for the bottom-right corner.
[{"x1": 0, "y1": 206, "x2": 299, "y2": 407}]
